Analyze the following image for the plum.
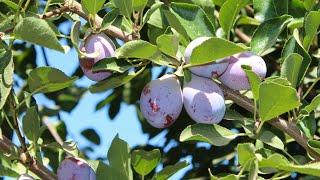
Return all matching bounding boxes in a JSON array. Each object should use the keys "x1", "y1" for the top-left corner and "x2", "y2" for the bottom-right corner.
[
  {"x1": 79, "y1": 33, "x2": 116, "y2": 81},
  {"x1": 140, "y1": 74, "x2": 183, "y2": 128},
  {"x1": 184, "y1": 37, "x2": 229, "y2": 78},
  {"x1": 219, "y1": 52, "x2": 267, "y2": 90},
  {"x1": 18, "y1": 174, "x2": 34, "y2": 180},
  {"x1": 183, "y1": 75, "x2": 225, "y2": 124},
  {"x1": 57, "y1": 157, "x2": 96, "y2": 180}
]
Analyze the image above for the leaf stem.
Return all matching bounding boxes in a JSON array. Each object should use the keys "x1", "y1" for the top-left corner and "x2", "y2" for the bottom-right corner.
[
  {"x1": 302, "y1": 78, "x2": 320, "y2": 100},
  {"x1": 22, "y1": 0, "x2": 31, "y2": 12},
  {"x1": 281, "y1": 149, "x2": 300, "y2": 165},
  {"x1": 43, "y1": 0, "x2": 52, "y2": 14}
]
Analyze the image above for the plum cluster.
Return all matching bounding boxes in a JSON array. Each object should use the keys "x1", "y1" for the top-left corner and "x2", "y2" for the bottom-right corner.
[
  {"x1": 140, "y1": 37, "x2": 267, "y2": 128},
  {"x1": 77, "y1": 33, "x2": 266, "y2": 129}
]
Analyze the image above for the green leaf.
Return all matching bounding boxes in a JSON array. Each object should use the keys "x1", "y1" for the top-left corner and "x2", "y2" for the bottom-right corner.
[
  {"x1": 0, "y1": 50, "x2": 13, "y2": 109},
  {"x1": 81, "y1": 129, "x2": 101, "y2": 145},
  {"x1": 259, "y1": 154, "x2": 320, "y2": 177},
  {"x1": 92, "y1": 57, "x2": 132, "y2": 73},
  {"x1": 101, "y1": 9, "x2": 119, "y2": 30},
  {"x1": 168, "y1": 3, "x2": 215, "y2": 40},
  {"x1": 298, "y1": 113, "x2": 316, "y2": 139},
  {"x1": 302, "y1": 94, "x2": 320, "y2": 115},
  {"x1": 237, "y1": 143, "x2": 256, "y2": 166},
  {"x1": 302, "y1": 10, "x2": 320, "y2": 51},
  {"x1": 131, "y1": 149, "x2": 161, "y2": 176},
  {"x1": 282, "y1": 36, "x2": 311, "y2": 85},
  {"x1": 242, "y1": 65, "x2": 262, "y2": 100},
  {"x1": 156, "y1": 34, "x2": 179, "y2": 57},
  {"x1": 253, "y1": 0, "x2": 288, "y2": 21},
  {"x1": 210, "y1": 174, "x2": 238, "y2": 180},
  {"x1": 308, "y1": 140, "x2": 320, "y2": 155},
  {"x1": 87, "y1": 160, "x2": 109, "y2": 179},
  {"x1": 133, "y1": 0, "x2": 148, "y2": 12},
  {"x1": 22, "y1": 106, "x2": 40, "y2": 142},
  {"x1": 106, "y1": 135, "x2": 133, "y2": 180},
  {"x1": 13, "y1": 17, "x2": 65, "y2": 53},
  {"x1": 180, "y1": 124, "x2": 238, "y2": 146},
  {"x1": 0, "y1": 15, "x2": 15, "y2": 32},
  {"x1": 115, "y1": 40, "x2": 159, "y2": 59},
  {"x1": 89, "y1": 67, "x2": 145, "y2": 93},
  {"x1": 190, "y1": 37, "x2": 248, "y2": 65},
  {"x1": 219, "y1": 0, "x2": 250, "y2": 39},
  {"x1": 111, "y1": 0, "x2": 133, "y2": 18},
  {"x1": 251, "y1": 15, "x2": 292, "y2": 55},
  {"x1": 152, "y1": 161, "x2": 189, "y2": 180},
  {"x1": 280, "y1": 53, "x2": 303, "y2": 87},
  {"x1": 259, "y1": 79, "x2": 300, "y2": 121},
  {"x1": 81, "y1": 0, "x2": 105, "y2": 15},
  {"x1": 257, "y1": 130, "x2": 284, "y2": 150},
  {"x1": 27, "y1": 67, "x2": 78, "y2": 94},
  {"x1": 248, "y1": 159, "x2": 259, "y2": 180},
  {"x1": 62, "y1": 141, "x2": 79, "y2": 157},
  {"x1": 236, "y1": 15, "x2": 260, "y2": 26}
]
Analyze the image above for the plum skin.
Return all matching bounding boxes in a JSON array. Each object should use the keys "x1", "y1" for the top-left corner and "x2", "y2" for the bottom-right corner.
[
  {"x1": 219, "y1": 52, "x2": 267, "y2": 90},
  {"x1": 140, "y1": 74, "x2": 183, "y2": 128},
  {"x1": 79, "y1": 33, "x2": 115, "y2": 82},
  {"x1": 57, "y1": 157, "x2": 96, "y2": 180},
  {"x1": 183, "y1": 75, "x2": 226, "y2": 124},
  {"x1": 184, "y1": 37, "x2": 229, "y2": 78}
]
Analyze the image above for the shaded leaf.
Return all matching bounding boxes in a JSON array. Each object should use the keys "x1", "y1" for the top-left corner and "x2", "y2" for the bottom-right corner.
[
  {"x1": 168, "y1": 2, "x2": 215, "y2": 40},
  {"x1": 280, "y1": 53, "x2": 303, "y2": 87},
  {"x1": 152, "y1": 161, "x2": 189, "y2": 180},
  {"x1": 251, "y1": 15, "x2": 292, "y2": 55},
  {"x1": 89, "y1": 67, "x2": 145, "y2": 93},
  {"x1": 111, "y1": 0, "x2": 133, "y2": 18},
  {"x1": 81, "y1": 129, "x2": 101, "y2": 145},
  {"x1": 92, "y1": 57, "x2": 132, "y2": 73},
  {"x1": 22, "y1": 106, "x2": 40, "y2": 142}
]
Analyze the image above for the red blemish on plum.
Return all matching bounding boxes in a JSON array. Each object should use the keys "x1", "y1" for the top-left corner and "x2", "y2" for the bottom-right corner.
[
  {"x1": 149, "y1": 98, "x2": 160, "y2": 112},
  {"x1": 80, "y1": 58, "x2": 95, "y2": 70},
  {"x1": 211, "y1": 71, "x2": 219, "y2": 77},
  {"x1": 164, "y1": 115, "x2": 173, "y2": 127},
  {"x1": 143, "y1": 85, "x2": 151, "y2": 95}
]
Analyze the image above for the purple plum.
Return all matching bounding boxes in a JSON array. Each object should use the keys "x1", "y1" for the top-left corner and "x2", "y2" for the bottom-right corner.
[
  {"x1": 219, "y1": 52, "x2": 267, "y2": 90},
  {"x1": 184, "y1": 37, "x2": 229, "y2": 78},
  {"x1": 183, "y1": 75, "x2": 225, "y2": 124},
  {"x1": 57, "y1": 157, "x2": 96, "y2": 180},
  {"x1": 140, "y1": 74, "x2": 183, "y2": 128},
  {"x1": 79, "y1": 33, "x2": 116, "y2": 81},
  {"x1": 18, "y1": 174, "x2": 34, "y2": 180}
]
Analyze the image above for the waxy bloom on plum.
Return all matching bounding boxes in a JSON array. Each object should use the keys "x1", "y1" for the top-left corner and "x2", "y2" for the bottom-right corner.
[
  {"x1": 79, "y1": 33, "x2": 116, "y2": 81},
  {"x1": 57, "y1": 157, "x2": 96, "y2": 180},
  {"x1": 140, "y1": 74, "x2": 183, "y2": 128},
  {"x1": 183, "y1": 75, "x2": 225, "y2": 124}
]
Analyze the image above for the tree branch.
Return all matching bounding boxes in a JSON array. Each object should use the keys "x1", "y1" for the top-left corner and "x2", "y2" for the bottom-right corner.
[
  {"x1": 220, "y1": 84, "x2": 320, "y2": 160},
  {"x1": 64, "y1": 0, "x2": 135, "y2": 42},
  {"x1": 0, "y1": 136, "x2": 57, "y2": 179}
]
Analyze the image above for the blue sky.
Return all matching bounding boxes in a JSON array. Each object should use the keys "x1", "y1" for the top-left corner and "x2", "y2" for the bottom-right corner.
[{"x1": 7, "y1": 21, "x2": 192, "y2": 179}]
